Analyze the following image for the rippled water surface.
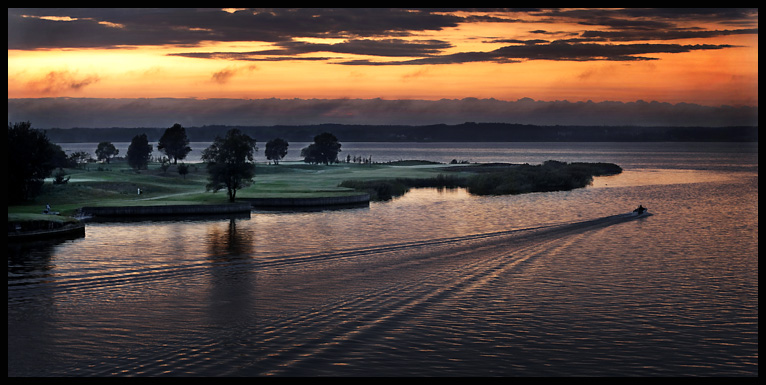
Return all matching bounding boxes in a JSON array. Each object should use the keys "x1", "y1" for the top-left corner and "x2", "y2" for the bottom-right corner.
[{"x1": 8, "y1": 142, "x2": 758, "y2": 376}]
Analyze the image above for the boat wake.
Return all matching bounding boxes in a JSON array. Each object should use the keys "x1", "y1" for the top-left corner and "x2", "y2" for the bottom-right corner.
[
  {"x1": 8, "y1": 211, "x2": 653, "y2": 376},
  {"x1": 8, "y1": 212, "x2": 651, "y2": 304}
]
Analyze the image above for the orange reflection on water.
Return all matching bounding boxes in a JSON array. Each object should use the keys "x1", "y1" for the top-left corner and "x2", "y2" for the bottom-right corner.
[
  {"x1": 590, "y1": 169, "x2": 738, "y2": 189},
  {"x1": 393, "y1": 187, "x2": 472, "y2": 203}
]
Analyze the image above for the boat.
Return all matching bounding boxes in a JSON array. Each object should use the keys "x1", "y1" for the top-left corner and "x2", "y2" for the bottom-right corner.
[{"x1": 632, "y1": 205, "x2": 648, "y2": 216}]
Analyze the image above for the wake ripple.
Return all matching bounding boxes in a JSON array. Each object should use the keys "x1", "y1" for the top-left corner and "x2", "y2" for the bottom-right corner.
[
  {"x1": 8, "y1": 212, "x2": 647, "y2": 304},
  {"x1": 9, "y1": 212, "x2": 651, "y2": 376}
]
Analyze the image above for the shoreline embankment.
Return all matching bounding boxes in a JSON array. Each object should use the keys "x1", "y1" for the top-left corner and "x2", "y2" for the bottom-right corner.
[
  {"x1": 80, "y1": 193, "x2": 370, "y2": 216},
  {"x1": 241, "y1": 193, "x2": 370, "y2": 208},
  {"x1": 8, "y1": 220, "x2": 85, "y2": 241},
  {"x1": 79, "y1": 203, "x2": 253, "y2": 217},
  {"x1": 10, "y1": 194, "x2": 371, "y2": 240}
]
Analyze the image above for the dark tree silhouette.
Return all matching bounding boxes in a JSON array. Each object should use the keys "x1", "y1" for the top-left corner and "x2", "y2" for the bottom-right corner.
[
  {"x1": 201, "y1": 129, "x2": 257, "y2": 202},
  {"x1": 265, "y1": 137, "x2": 289, "y2": 165},
  {"x1": 158, "y1": 123, "x2": 192, "y2": 164},
  {"x1": 177, "y1": 163, "x2": 189, "y2": 179},
  {"x1": 95, "y1": 141, "x2": 119, "y2": 163},
  {"x1": 7, "y1": 121, "x2": 58, "y2": 203},
  {"x1": 67, "y1": 151, "x2": 91, "y2": 169},
  {"x1": 300, "y1": 132, "x2": 342, "y2": 165},
  {"x1": 127, "y1": 133, "x2": 153, "y2": 170}
]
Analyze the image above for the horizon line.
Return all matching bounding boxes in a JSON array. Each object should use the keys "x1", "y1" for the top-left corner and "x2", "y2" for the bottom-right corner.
[{"x1": 8, "y1": 95, "x2": 758, "y2": 109}]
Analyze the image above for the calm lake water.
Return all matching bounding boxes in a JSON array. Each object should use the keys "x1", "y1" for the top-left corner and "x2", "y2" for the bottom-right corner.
[{"x1": 8, "y1": 142, "x2": 758, "y2": 376}]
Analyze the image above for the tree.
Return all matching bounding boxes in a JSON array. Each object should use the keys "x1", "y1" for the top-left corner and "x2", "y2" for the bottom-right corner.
[
  {"x1": 201, "y1": 128, "x2": 257, "y2": 202},
  {"x1": 48, "y1": 142, "x2": 70, "y2": 169},
  {"x1": 158, "y1": 123, "x2": 192, "y2": 164},
  {"x1": 300, "y1": 132, "x2": 342, "y2": 165},
  {"x1": 177, "y1": 163, "x2": 189, "y2": 179},
  {"x1": 7, "y1": 121, "x2": 58, "y2": 203},
  {"x1": 95, "y1": 141, "x2": 119, "y2": 163},
  {"x1": 126, "y1": 133, "x2": 153, "y2": 170},
  {"x1": 265, "y1": 137, "x2": 289, "y2": 165},
  {"x1": 68, "y1": 151, "x2": 92, "y2": 168},
  {"x1": 159, "y1": 159, "x2": 171, "y2": 174}
]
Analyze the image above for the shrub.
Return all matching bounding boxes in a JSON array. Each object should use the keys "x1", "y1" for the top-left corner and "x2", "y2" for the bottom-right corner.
[
  {"x1": 340, "y1": 161, "x2": 622, "y2": 199},
  {"x1": 339, "y1": 179, "x2": 409, "y2": 201},
  {"x1": 52, "y1": 168, "x2": 70, "y2": 185}
]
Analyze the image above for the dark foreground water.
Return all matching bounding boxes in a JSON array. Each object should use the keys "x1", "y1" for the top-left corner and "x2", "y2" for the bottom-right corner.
[{"x1": 8, "y1": 143, "x2": 758, "y2": 376}]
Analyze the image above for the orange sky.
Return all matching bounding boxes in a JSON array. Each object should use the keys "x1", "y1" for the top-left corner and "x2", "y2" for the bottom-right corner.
[{"x1": 8, "y1": 9, "x2": 758, "y2": 111}]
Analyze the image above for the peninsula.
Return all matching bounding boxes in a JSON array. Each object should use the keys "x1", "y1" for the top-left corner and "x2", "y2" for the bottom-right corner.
[{"x1": 8, "y1": 158, "x2": 621, "y2": 239}]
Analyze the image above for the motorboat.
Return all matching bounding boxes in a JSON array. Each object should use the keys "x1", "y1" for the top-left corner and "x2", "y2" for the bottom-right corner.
[{"x1": 632, "y1": 205, "x2": 648, "y2": 216}]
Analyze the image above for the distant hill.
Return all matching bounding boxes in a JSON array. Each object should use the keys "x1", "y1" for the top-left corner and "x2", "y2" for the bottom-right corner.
[{"x1": 43, "y1": 122, "x2": 758, "y2": 143}]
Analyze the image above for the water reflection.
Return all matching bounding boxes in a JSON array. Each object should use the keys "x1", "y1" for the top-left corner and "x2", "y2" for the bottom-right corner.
[
  {"x1": 589, "y1": 168, "x2": 741, "y2": 188},
  {"x1": 390, "y1": 186, "x2": 471, "y2": 203},
  {"x1": 8, "y1": 240, "x2": 58, "y2": 281},
  {"x1": 207, "y1": 218, "x2": 254, "y2": 261},
  {"x1": 206, "y1": 218, "x2": 257, "y2": 331}
]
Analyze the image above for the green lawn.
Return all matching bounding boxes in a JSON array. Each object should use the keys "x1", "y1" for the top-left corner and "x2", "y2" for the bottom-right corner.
[
  {"x1": 8, "y1": 158, "x2": 621, "y2": 219},
  {"x1": 8, "y1": 159, "x2": 456, "y2": 217}
]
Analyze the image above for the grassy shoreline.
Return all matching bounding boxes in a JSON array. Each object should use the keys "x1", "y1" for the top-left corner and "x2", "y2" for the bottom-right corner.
[
  {"x1": 6, "y1": 159, "x2": 422, "y2": 217},
  {"x1": 339, "y1": 160, "x2": 622, "y2": 200},
  {"x1": 7, "y1": 158, "x2": 621, "y2": 224}
]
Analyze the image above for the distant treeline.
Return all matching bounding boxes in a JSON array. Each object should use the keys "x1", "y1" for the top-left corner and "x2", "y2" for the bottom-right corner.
[{"x1": 43, "y1": 122, "x2": 758, "y2": 143}]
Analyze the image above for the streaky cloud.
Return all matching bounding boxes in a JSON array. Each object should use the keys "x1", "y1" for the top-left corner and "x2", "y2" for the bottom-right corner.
[
  {"x1": 337, "y1": 41, "x2": 736, "y2": 65},
  {"x1": 8, "y1": 8, "x2": 466, "y2": 50},
  {"x1": 580, "y1": 28, "x2": 758, "y2": 42}
]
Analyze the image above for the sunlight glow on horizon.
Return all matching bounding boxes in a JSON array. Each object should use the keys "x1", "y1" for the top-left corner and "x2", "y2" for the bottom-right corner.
[{"x1": 7, "y1": 8, "x2": 759, "y2": 107}]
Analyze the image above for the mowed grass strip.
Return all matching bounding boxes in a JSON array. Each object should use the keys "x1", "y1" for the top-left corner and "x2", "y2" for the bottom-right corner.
[
  {"x1": 9, "y1": 158, "x2": 621, "y2": 216},
  {"x1": 8, "y1": 159, "x2": 454, "y2": 216}
]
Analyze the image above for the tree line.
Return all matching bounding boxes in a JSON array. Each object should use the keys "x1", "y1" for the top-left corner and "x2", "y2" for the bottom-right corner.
[
  {"x1": 8, "y1": 121, "x2": 343, "y2": 203},
  {"x1": 43, "y1": 122, "x2": 758, "y2": 143}
]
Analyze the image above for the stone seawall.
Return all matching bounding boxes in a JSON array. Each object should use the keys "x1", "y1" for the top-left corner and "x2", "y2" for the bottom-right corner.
[
  {"x1": 8, "y1": 221, "x2": 85, "y2": 241},
  {"x1": 81, "y1": 203, "x2": 253, "y2": 217},
  {"x1": 241, "y1": 194, "x2": 370, "y2": 208},
  {"x1": 79, "y1": 194, "x2": 369, "y2": 218},
  {"x1": 11, "y1": 195, "x2": 370, "y2": 240}
]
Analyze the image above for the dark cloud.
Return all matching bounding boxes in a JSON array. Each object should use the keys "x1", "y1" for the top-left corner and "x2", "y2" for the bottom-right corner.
[
  {"x1": 613, "y1": 8, "x2": 758, "y2": 23},
  {"x1": 531, "y1": 8, "x2": 758, "y2": 28},
  {"x1": 9, "y1": 8, "x2": 756, "y2": 66},
  {"x1": 580, "y1": 28, "x2": 758, "y2": 42},
  {"x1": 8, "y1": 9, "x2": 220, "y2": 49},
  {"x1": 176, "y1": 52, "x2": 332, "y2": 62},
  {"x1": 8, "y1": 8, "x2": 465, "y2": 49},
  {"x1": 8, "y1": 97, "x2": 757, "y2": 128},
  {"x1": 486, "y1": 38, "x2": 550, "y2": 45},
  {"x1": 546, "y1": 9, "x2": 677, "y2": 30},
  {"x1": 337, "y1": 41, "x2": 735, "y2": 65},
  {"x1": 494, "y1": 41, "x2": 735, "y2": 61},
  {"x1": 277, "y1": 39, "x2": 452, "y2": 57},
  {"x1": 209, "y1": 65, "x2": 257, "y2": 84},
  {"x1": 169, "y1": 39, "x2": 453, "y2": 61}
]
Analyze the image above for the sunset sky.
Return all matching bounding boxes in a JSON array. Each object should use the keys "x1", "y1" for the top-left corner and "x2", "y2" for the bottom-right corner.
[{"x1": 7, "y1": 8, "x2": 759, "y2": 128}]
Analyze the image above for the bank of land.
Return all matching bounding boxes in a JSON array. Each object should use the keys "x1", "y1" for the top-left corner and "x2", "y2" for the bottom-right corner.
[{"x1": 8, "y1": 159, "x2": 620, "y2": 235}]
